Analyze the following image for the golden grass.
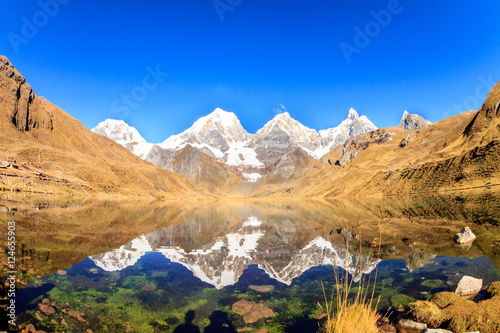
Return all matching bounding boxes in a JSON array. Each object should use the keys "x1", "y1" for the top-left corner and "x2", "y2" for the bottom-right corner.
[{"x1": 318, "y1": 220, "x2": 383, "y2": 333}]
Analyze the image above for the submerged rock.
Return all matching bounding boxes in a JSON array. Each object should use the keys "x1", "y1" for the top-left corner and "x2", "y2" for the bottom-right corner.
[
  {"x1": 453, "y1": 276, "x2": 482, "y2": 296},
  {"x1": 248, "y1": 285, "x2": 274, "y2": 293},
  {"x1": 68, "y1": 310, "x2": 86, "y2": 323},
  {"x1": 453, "y1": 227, "x2": 476, "y2": 245},
  {"x1": 38, "y1": 303, "x2": 55, "y2": 315},
  {"x1": 141, "y1": 283, "x2": 157, "y2": 291},
  {"x1": 25, "y1": 324, "x2": 36, "y2": 333},
  {"x1": 232, "y1": 299, "x2": 275, "y2": 323}
]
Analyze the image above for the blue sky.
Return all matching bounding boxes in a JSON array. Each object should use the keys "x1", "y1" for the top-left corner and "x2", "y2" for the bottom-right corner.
[{"x1": 1, "y1": 0, "x2": 500, "y2": 143}]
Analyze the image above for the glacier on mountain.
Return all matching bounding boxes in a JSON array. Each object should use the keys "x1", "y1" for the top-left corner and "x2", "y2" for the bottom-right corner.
[{"x1": 92, "y1": 107, "x2": 378, "y2": 173}]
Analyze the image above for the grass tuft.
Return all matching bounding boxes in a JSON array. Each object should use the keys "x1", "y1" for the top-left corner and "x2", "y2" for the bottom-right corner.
[{"x1": 318, "y1": 217, "x2": 384, "y2": 333}]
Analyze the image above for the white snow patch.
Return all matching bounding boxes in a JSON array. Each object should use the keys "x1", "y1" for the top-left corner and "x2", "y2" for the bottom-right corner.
[
  {"x1": 242, "y1": 216, "x2": 263, "y2": 227},
  {"x1": 225, "y1": 141, "x2": 263, "y2": 167},
  {"x1": 242, "y1": 173, "x2": 262, "y2": 182},
  {"x1": 131, "y1": 142, "x2": 154, "y2": 159}
]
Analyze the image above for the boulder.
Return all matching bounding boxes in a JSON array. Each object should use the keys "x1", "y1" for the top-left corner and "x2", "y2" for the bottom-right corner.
[
  {"x1": 396, "y1": 318, "x2": 427, "y2": 331},
  {"x1": 453, "y1": 227, "x2": 476, "y2": 245},
  {"x1": 453, "y1": 276, "x2": 482, "y2": 296},
  {"x1": 421, "y1": 329, "x2": 453, "y2": 333}
]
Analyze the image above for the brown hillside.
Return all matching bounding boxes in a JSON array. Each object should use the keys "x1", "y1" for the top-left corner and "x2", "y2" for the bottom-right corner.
[
  {"x1": 0, "y1": 56, "x2": 205, "y2": 198},
  {"x1": 256, "y1": 81, "x2": 500, "y2": 198},
  {"x1": 463, "y1": 80, "x2": 500, "y2": 144}
]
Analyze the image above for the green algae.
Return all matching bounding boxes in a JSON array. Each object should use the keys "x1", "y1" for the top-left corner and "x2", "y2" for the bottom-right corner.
[{"x1": 390, "y1": 294, "x2": 415, "y2": 308}]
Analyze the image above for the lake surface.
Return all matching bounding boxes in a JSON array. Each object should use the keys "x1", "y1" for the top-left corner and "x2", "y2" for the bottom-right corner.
[{"x1": 2, "y1": 190, "x2": 500, "y2": 332}]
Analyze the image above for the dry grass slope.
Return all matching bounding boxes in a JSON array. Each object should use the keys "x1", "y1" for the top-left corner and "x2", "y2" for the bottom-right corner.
[{"x1": 0, "y1": 56, "x2": 205, "y2": 198}]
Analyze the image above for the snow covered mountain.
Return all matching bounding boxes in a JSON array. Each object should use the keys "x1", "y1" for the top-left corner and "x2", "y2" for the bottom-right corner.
[
  {"x1": 160, "y1": 108, "x2": 263, "y2": 170},
  {"x1": 91, "y1": 235, "x2": 153, "y2": 271},
  {"x1": 317, "y1": 108, "x2": 378, "y2": 158},
  {"x1": 91, "y1": 119, "x2": 153, "y2": 159},
  {"x1": 251, "y1": 112, "x2": 322, "y2": 164},
  {"x1": 92, "y1": 107, "x2": 378, "y2": 190},
  {"x1": 90, "y1": 216, "x2": 380, "y2": 288}
]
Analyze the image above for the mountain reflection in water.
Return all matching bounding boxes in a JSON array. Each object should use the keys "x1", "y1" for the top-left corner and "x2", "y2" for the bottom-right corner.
[
  {"x1": 91, "y1": 216, "x2": 380, "y2": 288},
  {"x1": 3, "y1": 191, "x2": 500, "y2": 333}
]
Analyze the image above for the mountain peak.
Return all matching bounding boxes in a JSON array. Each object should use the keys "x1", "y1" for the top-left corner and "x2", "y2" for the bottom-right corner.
[
  {"x1": 398, "y1": 111, "x2": 431, "y2": 130},
  {"x1": 348, "y1": 108, "x2": 359, "y2": 119},
  {"x1": 0, "y1": 55, "x2": 26, "y2": 85},
  {"x1": 275, "y1": 111, "x2": 291, "y2": 119},
  {"x1": 210, "y1": 107, "x2": 235, "y2": 118},
  {"x1": 317, "y1": 109, "x2": 377, "y2": 157},
  {"x1": 97, "y1": 119, "x2": 127, "y2": 126},
  {"x1": 192, "y1": 108, "x2": 241, "y2": 132},
  {"x1": 162, "y1": 108, "x2": 249, "y2": 154},
  {"x1": 92, "y1": 119, "x2": 147, "y2": 144}
]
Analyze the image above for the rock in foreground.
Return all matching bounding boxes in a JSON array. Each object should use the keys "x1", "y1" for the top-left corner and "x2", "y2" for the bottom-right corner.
[
  {"x1": 407, "y1": 282, "x2": 500, "y2": 333},
  {"x1": 453, "y1": 276, "x2": 483, "y2": 296}
]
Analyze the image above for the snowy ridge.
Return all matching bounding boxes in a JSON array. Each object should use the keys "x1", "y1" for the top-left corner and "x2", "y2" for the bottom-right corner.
[
  {"x1": 91, "y1": 236, "x2": 153, "y2": 271},
  {"x1": 317, "y1": 108, "x2": 378, "y2": 158},
  {"x1": 92, "y1": 107, "x2": 380, "y2": 183}
]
